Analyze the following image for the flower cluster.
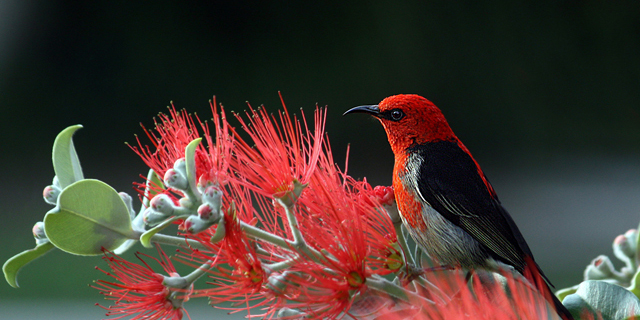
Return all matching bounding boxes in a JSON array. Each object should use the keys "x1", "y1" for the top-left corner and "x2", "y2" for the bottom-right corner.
[{"x1": 84, "y1": 95, "x2": 569, "y2": 319}]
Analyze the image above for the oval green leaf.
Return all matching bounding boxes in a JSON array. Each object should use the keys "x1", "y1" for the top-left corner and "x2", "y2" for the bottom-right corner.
[
  {"x1": 3, "y1": 242, "x2": 55, "y2": 288},
  {"x1": 52, "y1": 125, "x2": 84, "y2": 188},
  {"x1": 44, "y1": 179, "x2": 137, "y2": 255},
  {"x1": 563, "y1": 280, "x2": 640, "y2": 320}
]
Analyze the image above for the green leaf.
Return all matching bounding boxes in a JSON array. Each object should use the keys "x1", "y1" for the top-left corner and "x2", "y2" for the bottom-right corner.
[
  {"x1": 44, "y1": 179, "x2": 139, "y2": 256},
  {"x1": 185, "y1": 138, "x2": 202, "y2": 194},
  {"x1": 52, "y1": 125, "x2": 84, "y2": 188},
  {"x1": 140, "y1": 216, "x2": 181, "y2": 248},
  {"x1": 3, "y1": 242, "x2": 55, "y2": 288},
  {"x1": 563, "y1": 280, "x2": 640, "y2": 320}
]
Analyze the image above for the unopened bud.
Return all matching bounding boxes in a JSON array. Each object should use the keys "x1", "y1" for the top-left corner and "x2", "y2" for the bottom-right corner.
[
  {"x1": 173, "y1": 158, "x2": 187, "y2": 176},
  {"x1": 43, "y1": 185, "x2": 61, "y2": 205},
  {"x1": 614, "y1": 234, "x2": 635, "y2": 261},
  {"x1": 180, "y1": 216, "x2": 212, "y2": 234},
  {"x1": 584, "y1": 255, "x2": 616, "y2": 280},
  {"x1": 178, "y1": 197, "x2": 192, "y2": 208},
  {"x1": 164, "y1": 169, "x2": 188, "y2": 190},
  {"x1": 197, "y1": 175, "x2": 215, "y2": 192},
  {"x1": 143, "y1": 208, "x2": 169, "y2": 226},
  {"x1": 149, "y1": 194, "x2": 175, "y2": 215},
  {"x1": 32, "y1": 221, "x2": 48, "y2": 245},
  {"x1": 202, "y1": 186, "x2": 223, "y2": 208},
  {"x1": 198, "y1": 203, "x2": 221, "y2": 222}
]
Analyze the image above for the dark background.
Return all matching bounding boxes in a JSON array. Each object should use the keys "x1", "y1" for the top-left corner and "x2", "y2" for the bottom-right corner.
[{"x1": 1, "y1": 1, "x2": 640, "y2": 318}]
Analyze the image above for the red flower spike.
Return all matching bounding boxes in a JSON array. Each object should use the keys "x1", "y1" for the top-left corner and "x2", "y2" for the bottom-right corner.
[
  {"x1": 231, "y1": 94, "x2": 326, "y2": 200},
  {"x1": 131, "y1": 98, "x2": 235, "y2": 196},
  {"x1": 370, "y1": 269, "x2": 572, "y2": 320},
  {"x1": 181, "y1": 183, "x2": 275, "y2": 310},
  {"x1": 91, "y1": 248, "x2": 190, "y2": 320}
]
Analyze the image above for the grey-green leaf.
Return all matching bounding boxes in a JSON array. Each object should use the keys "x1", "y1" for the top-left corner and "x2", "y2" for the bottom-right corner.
[
  {"x1": 52, "y1": 125, "x2": 84, "y2": 188},
  {"x1": 44, "y1": 179, "x2": 139, "y2": 255},
  {"x1": 563, "y1": 280, "x2": 640, "y2": 320},
  {"x1": 3, "y1": 242, "x2": 55, "y2": 288}
]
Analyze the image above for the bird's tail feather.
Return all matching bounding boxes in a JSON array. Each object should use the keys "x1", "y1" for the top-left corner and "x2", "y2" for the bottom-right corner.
[{"x1": 523, "y1": 256, "x2": 573, "y2": 320}]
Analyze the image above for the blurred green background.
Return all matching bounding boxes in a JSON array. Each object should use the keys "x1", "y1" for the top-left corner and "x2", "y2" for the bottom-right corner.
[{"x1": 1, "y1": 1, "x2": 639, "y2": 319}]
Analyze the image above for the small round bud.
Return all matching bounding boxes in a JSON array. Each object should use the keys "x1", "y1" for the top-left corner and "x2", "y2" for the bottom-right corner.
[
  {"x1": 584, "y1": 255, "x2": 616, "y2": 280},
  {"x1": 149, "y1": 194, "x2": 175, "y2": 216},
  {"x1": 178, "y1": 197, "x2": 193, "y2": 208},
  {"x1": 197, "y1": 203, "x2": 221, "y2": 222},
  {"x1": 180, "y1": 216, "x2": 212, "y2": 234},
  {"x1": 164, "y1": 169, "x2": 188, "y2": 190},
  {"x1": 613, "y1": 234, "x2": 635, "y2": 260},
  {"x1": 197, "y1": 175, "x2": 215, "y2": 192},
  {"x1": 173, "y1": 158, "x2": 187, "y2": 176},
  {"x1": 32, "y1": 221, "x2": 48, "y2": 245},
  {"x1": 202, "y1": 186, "x2": 223, "y2": 208},
  {"x1": 43, "y1": 185, "x2": 61, "y2": 205},
  {"x1": 143, "y1": 208, "x2": 169, "y2": 226}
]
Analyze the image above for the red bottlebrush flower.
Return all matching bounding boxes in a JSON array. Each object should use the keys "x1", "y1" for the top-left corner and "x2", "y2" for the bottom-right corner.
[
  {"x1": 367, "y1": 267, "x2": 569, "y2": 320},
  {"x1": 181, "y1": 183, "x2": 272, "y2": 310},
  {"x1": 258, "y1": 171, "x2": 379, "y2": 319},
  {"x1": 130, "y1": 103, "x2": 201, "y2": 179},
  {"x1": 130, "y1": 98, "x2": 234, "y2": 193},
  {"x1": 92, "y1": 248, "x2": 190, "y2": 320},
  {"x1": 232, "y1": 93, "x2": 326, "y2": 200}
]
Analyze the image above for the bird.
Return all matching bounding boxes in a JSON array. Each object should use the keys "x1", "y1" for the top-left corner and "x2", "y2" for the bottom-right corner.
[{"x1": 344, "y1": 94, "x2": 572, "y2": 319}]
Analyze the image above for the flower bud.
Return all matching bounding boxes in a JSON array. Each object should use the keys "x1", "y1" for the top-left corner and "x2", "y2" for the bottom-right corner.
[
  {"x1": 149, "y1": 194, "x2": 175, "y2": 216},
  {"x1": 43, "y1": 185, "x2": 61, "y2": 205},
  {"x1": 197, "y1": 175, "x2": 215, "y2": 192},
  {"x1": 180, "y1": 216, "x2": 212, "y2": 234},
  {"x1": 202, "y1": 186, "x2": 223, "y2": 208},
  {"x1": 164, "y1": 169, "x2": 188, "y2": 190},
  {"x1": 584, "y1": 255, "x2": 616, "y2": 280},
  {"x1": 613, "y1": 234, "x2": 635, "y2": 261},
  {"x1": 173, "y1": 158, "x2": 187, "y2": 177},
  {"x1": 197, "y1": 203, "x2": 221, "y2": 222},
  {"x1": 32, "y1": 221, "x2": 48, "y2": 245},
  {"x1": 143, "y1": 208, "x2": 169, "y2": 226},
  {"x1": 178, "y1": 197, "x2": 192, "y2": 208}
]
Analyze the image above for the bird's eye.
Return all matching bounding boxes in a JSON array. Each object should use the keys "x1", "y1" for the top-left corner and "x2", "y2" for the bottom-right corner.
[{"x1": 389, "y1": 109, "x2": 405, "y2": 121}]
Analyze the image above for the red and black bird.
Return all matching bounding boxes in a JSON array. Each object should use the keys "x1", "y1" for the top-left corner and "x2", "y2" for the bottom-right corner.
[{"x1": 345, "y1": 94, "x2": 572, "y2": 319}]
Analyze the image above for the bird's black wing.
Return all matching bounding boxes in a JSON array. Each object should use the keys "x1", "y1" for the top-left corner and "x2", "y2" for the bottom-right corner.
[{"x1": 409, "y1": 140, "x2": 536, "y2": 275}]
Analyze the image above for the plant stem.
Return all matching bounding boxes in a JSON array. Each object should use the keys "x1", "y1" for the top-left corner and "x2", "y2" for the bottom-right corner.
[
  {"x1": 366, "y1": 275, "x2": 434, "y2": 305},
  {"x1": 150, "y1": 233, "x2": 208, "y2": 251}
]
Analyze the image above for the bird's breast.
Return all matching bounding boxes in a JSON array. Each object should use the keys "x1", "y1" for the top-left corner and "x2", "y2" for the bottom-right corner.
[{"x1": 393, "y1": 152, "x2": 490, "y2": 268}]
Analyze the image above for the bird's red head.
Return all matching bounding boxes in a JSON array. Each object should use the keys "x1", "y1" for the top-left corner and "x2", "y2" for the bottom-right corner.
[{"x1": 344, "y1": 94, "x2": 456, "y2": 155}]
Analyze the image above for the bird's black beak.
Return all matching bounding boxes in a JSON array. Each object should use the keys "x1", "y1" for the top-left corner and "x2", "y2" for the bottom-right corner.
[{"x1": 343, "y1": 105, "x2": 380, "y2": 117}]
